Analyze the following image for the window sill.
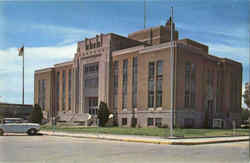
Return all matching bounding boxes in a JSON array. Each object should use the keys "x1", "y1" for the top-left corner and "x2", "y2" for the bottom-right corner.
[
  {"x1": 156, "y1": 107, "x2": 162, "y2": 111},
  {"x1": 148, "y1": 108, "x2": 154, "y2": 111},
  {"x1": 132, "y1": 108, "x2": 137, "y2": 111}
]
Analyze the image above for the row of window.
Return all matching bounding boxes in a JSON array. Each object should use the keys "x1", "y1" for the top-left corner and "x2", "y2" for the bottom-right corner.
[
  {"x1": 56, "y1": 69, "x2": 72, "y2": 111},
  {"x1": 121, "y1": 117, "x2": 162, "y2": 127},
  {"x1": 120, "y1": 57, "x2": 138, "y2": 110},
  {"x1": 114, "y1": 59, "x2": 163, "y2": 110},
  {"x1": 147, "y1": 117, "x2": 162, "y2": 127},
  {"x1": 85, "y1": 42, "x2": 101, "y2": 50}
]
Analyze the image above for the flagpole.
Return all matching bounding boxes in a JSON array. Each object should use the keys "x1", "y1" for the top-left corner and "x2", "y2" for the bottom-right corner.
[
  {"x1": 169, "y1": 6, "x2": 174, "y2": 138},
  {"x1": 22, "y1": 47, "x2": 24, "y2": 104},
  {"x1": 144, "y1": 0, "x2": 146, "y2": 29}
]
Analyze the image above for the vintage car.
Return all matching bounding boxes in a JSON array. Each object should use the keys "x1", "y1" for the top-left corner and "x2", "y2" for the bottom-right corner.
[{"x1": 0, "y1": 118, "x2": 40, "y2": 136}]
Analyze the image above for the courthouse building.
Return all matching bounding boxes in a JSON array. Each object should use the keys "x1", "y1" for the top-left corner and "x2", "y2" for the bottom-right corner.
[{"x1": 34, "y1": 18, "x2": 242, "y2": 128}]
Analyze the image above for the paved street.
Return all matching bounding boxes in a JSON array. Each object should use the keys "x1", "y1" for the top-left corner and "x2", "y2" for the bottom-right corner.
[{"x1": 0, "y1": 134, "x2": 249, "y2": 163}]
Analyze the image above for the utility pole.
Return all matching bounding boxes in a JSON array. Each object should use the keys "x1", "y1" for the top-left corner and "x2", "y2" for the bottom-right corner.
[{"x1": 169, "y1": 6, "x2": 174, "y2": 138}]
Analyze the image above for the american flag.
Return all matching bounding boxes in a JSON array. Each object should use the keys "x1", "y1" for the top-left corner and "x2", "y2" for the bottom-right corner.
[{"x1": 18, "y1": 45, "x2": 24, "y2": 56}]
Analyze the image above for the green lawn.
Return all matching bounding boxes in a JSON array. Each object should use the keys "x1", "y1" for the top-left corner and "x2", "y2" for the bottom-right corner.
[{"x1": 41, "y1": 126, "x2": 250, "y2": 138}]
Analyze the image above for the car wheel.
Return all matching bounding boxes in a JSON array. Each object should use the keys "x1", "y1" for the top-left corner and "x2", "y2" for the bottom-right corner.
[
  {"x1": 27, "y1": 128, "x2": 37, "y2": 136},
  {"x1": 0, "y1": 129, "x2": 4, "y2": 136}
]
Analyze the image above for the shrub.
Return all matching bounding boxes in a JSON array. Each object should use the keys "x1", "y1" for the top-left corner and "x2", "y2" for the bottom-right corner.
[
  {"x1": 97, "y1": 101, "x2": 110, "y2": 127},
  {"x1": 131, "y1": 117, "x2": 137, "y2": 128},
  {"x1": 29, "y1": 104, "x2": 43, "y2": 124}
]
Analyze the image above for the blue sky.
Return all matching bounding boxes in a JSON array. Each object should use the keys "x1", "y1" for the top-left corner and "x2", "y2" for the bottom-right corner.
[{"x1": 0, "y1": 0, "x2": 249, "y2": 107}]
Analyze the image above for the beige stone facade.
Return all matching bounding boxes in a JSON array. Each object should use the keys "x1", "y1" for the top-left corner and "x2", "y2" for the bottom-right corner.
[{"x1": 34, "y1": 18, "x2": 242, "y2": 128}]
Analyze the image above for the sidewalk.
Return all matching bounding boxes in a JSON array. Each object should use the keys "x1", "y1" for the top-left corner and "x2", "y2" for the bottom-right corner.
[{"x1": 40, "y1": 131, "x2": 250, "y2": 145}]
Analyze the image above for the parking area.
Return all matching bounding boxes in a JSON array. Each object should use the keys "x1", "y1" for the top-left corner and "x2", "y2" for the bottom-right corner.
[{"x1": 0, "y1": 134, "x2": 249, "y2": 163}]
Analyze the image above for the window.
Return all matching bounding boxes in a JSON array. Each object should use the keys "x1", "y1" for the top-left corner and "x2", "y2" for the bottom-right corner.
[
  {"x1": 155, "y1": 118, "x2": 162, "y2": 127},
  {"x1": 85, "y1": 78, "x2": 98, "y2": 88},
  {"x1": 148, "y1": 62, "x2": 155, "y2": 108},
  {"x1": 113, "y1": 61, "x2": 119, "y2": 91},
  {"x1": 62, "y1": 70, "x2": 66, "y2": 111},
  {"x1": 122, "y1": 118, "x2": 127, "y2": 126},
  {"x1": 68, "y1": 70, "x2": 72, "y2": 110},
  {"x1": 185, "y1": 63, "x2": 191, "y2": 107},
  {"x1": 156, "y1": 61, "x2": 163, "y2": 107},
  {"x1": 217, "y1": 71, "x2": 220, "y2": 89},
  {"x1": 84, "y1": 63, "x2": 99, "y2": 89},
  {"x1": 230, "y1": 72, "x2": 233, "y2": 111},
  {"x1": 122, "y1": 59, "x2": 128, "y2": 109},
  {"x1": 56, "y1": 72, "x2": 60, "y2": 111},
  {"x1": 38, "y1": 79, "x2": 46, "y2": 110},
  {"x1": 147, "y1": 60, "x2": 164, "y2": 108},
  {"x1": 211, "y1": 70, "x2": 214, "y2": 87},
  {"x1": 132, "y1": 57, "x2": 138, "y2": 108},
  {"x1": 113, "y1": 61, "x2": 119, "y2": 111},
  {"x1": 190, "y1": 64, "x2": 196, "y2": 106},
  {"x1": 85, "y1": 63, "x2": 98, "y2": 74},
  {"x1": 184, "y1": 63, "x2": 196, "y2": 107},
  {"x1": 147, "y1": 118, "x2": 154, "y2": 126}
]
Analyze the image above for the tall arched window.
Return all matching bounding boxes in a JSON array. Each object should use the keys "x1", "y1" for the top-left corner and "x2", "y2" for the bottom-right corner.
[{"x1": 185, "y1": 63, "x2": 196, "y2": 107}]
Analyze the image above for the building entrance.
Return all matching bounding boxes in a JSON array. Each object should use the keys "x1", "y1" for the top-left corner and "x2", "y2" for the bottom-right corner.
[{"x1": 88, "y1": 97, "x2": 98, "y2": 115}]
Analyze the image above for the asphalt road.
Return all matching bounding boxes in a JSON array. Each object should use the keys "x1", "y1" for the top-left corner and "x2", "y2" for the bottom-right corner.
[{"x1": 0, "y1": 134, "x2": 249, "y2": 163}]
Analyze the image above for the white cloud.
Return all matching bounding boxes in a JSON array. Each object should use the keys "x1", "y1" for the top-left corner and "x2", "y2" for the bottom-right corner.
[
  {"x1": 208, "y1": 43, "x2": 249, "y2": 64},
  {"x1": 29, "y1": 24, "x2": 98, "y2": 45},
  {"x1": 0, "y1": 44, "x2": 76, "y2": 104}
]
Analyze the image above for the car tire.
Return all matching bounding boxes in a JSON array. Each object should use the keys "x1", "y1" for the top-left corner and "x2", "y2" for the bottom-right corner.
[
  {"x1": 0, "y1": 129, "x2": 4, "y2": 136},
  {"x1": 27, "y1": 128, "x2": 37, "y2": 136}
]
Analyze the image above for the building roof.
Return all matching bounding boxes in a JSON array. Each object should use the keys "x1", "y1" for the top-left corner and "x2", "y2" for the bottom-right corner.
[{"x1": 35, "y1": 67, "x2": 54, "y2": 74}]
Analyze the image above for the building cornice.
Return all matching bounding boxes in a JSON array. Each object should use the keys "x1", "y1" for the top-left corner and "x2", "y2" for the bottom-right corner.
[
  {"x1": 112, "y1": 45, "x2": 145, "y2": 57},
  {"x1": 80, "y1": 53, "x2": 102, "y2": 60},
  {"x1": 35, "y1": 67, "x2": 54, "y2": 74},
  {"x1": 54, "y1": 61, "x2": 73, "y2": 68},
  {"x1": 139, "y1": 41, "x2": 174, "y2": 54}
]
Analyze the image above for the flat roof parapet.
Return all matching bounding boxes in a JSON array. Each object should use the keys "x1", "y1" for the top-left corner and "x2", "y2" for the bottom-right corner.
[{"x1": 35, "y1": 67, "x2": 54, "y2": 74}]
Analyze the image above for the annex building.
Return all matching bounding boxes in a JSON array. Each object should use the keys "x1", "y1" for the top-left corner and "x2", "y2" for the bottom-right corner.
[{"x1": 34, "y1": 18, "x2": 242, "y2": 128}]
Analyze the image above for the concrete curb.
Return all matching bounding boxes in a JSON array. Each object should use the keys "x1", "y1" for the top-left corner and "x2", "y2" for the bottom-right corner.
[{"x1": 40, "y1": 132, "x2": 249, "y2": 145}]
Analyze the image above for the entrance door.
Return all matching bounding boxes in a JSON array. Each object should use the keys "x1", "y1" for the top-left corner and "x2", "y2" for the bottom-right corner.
[{"x1": 88, "y1": 97, "x2": 98, "y2": 115}]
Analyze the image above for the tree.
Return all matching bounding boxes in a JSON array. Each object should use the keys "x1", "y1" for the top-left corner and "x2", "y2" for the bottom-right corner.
[
  {"x1": 97, "y1": 101, "x2": 109, "y2": 127},
  {"x1": 243, "y1": 83, "x2": 250, "y2": 108},
  {"x1": 241, "y1": 109, "x2": 250, "y2": 121},
  {"x1": 29, "y1": 104, "x2": 43, "y2": 124}
]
